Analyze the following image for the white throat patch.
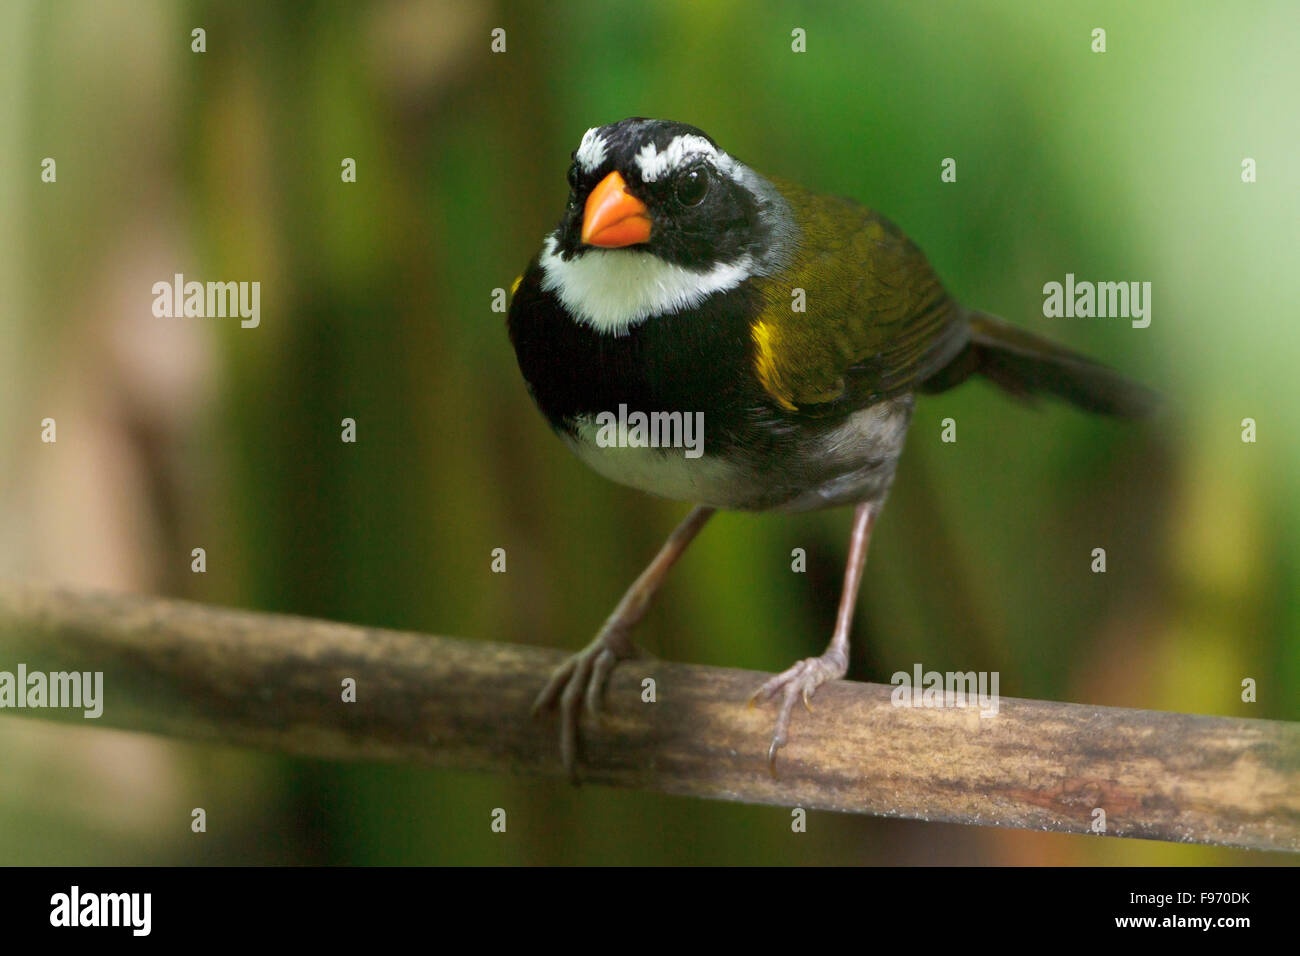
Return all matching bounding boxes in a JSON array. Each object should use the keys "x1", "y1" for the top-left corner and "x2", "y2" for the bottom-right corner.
[{"x1": 539, "y1": 235, "x2": 754, "y2": 336}]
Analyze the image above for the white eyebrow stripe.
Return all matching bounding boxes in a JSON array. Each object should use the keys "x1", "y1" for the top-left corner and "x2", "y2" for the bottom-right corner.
[
  {"x1": 634, "y1": 134, "x2": 741, "y2": 183},
  {"x1": 575, "y1": 128, "x2": 607, "y2": 172}
]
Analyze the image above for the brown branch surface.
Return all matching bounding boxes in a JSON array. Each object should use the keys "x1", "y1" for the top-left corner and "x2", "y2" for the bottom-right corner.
[{"x1": 0, "y1": 580, "x2": 1296, "y2": 851}]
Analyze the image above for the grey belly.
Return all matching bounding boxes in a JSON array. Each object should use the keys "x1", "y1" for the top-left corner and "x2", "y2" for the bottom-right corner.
[{"x1": 564, "y1": 395, "x2": 915, "y2": 513}]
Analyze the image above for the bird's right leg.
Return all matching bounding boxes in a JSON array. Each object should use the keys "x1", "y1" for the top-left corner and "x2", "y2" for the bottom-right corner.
[{"x1": 532, "y1": 504, "x2": 715, "y2": 777}]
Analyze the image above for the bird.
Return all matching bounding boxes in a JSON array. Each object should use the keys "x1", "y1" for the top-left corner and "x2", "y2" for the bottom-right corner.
[{"x1": 506, "y1": 117, "x2": 1155, "y2": 777}]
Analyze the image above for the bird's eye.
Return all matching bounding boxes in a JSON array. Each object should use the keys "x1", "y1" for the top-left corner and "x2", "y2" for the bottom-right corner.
[
  {"x1": 567, "y1": 164, "x2": 580, "y2": 191},
  {"x1": 674, "y1": 165, "x2": 709, "y2": 206}
]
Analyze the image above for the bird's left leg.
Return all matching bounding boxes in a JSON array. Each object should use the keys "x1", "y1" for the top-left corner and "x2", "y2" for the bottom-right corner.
[{"x1": 750, "y1": 500, "x2": 876, "y2": 772}]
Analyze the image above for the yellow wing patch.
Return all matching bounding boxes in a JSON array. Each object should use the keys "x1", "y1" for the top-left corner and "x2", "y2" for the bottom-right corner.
[
  {"x1": 510, "y1": 274, "x2": 523, "y2": 296},
  {"x1": 751, "y1": 320, "x2": 798, "y2": 411}
]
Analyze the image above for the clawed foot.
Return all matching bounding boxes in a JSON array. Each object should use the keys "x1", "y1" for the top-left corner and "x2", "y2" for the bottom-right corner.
[
  {"x1": 749, "y1": 650, "x2": 848, "y2": 774},
  {"x1": 531, "y1": 631, "x2": 638, "y2": 780}
]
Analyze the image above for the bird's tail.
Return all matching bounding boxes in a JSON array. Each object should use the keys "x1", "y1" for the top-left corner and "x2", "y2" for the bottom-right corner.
[{"x1": 919, "y1": 311, "x2": 1158, "y2": 418}]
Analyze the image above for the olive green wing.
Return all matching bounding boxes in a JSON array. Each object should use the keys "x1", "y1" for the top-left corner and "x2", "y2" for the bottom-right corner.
[{"x1": 749, "y1": 180, "x2": 970, "y2": 414}]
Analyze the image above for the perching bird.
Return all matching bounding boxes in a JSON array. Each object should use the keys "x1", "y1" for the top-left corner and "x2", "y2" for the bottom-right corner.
[{"x1": 507, "y1": 117, "x2": 1154, "y2": 776}]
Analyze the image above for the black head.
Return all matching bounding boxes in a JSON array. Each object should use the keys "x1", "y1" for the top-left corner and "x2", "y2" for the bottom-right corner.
[{"x1": 551, "y1": 118, "x2": 771, "y2": 271}]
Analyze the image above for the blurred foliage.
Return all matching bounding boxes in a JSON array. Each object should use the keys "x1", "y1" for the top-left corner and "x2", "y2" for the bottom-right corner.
[{"x1": 1, "y1": 0, "x2": 1297, "y2": 864}]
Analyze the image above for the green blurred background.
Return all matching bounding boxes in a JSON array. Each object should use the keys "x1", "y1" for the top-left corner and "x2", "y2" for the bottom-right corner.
[{"x1": 1, "y1": 0, "x2": 1297, "y2": 864}]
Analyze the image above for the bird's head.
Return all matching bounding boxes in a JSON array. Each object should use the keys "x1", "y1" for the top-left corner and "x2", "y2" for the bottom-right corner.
[{"x1": 539, "y1": 118, "x2": 795, "y2": 335}]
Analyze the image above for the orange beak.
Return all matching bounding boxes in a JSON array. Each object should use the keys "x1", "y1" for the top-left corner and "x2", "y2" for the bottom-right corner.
[{"x1": 581, "y1": 171, "x2": 651, "y2": 247}]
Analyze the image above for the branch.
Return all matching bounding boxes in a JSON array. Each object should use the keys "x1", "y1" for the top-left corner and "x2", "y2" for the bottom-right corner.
[{"x1": 0, "y1": 580, "x2": 1295, "y2": 851}]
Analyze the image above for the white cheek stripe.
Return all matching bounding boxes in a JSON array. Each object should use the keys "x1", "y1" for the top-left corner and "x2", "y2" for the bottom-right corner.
[{"x1": 540, "y1": 235, "x2": 753, "y2": 336}]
